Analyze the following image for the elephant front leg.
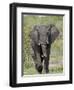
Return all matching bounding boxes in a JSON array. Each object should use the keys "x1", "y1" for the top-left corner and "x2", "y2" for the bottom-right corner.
[
  {"x1": 35, "y1": 52, "x2": 43, "y2": 74},
  {"x1": 44, "y1": 57, "x2": 49, "y2": 73},
  {"x1": 44, "y1": 46, "x2": 51, "y2": 73}
]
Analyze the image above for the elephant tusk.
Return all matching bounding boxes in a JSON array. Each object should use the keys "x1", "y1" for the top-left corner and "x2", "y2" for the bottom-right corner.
[
  {"x1": 38, "y1": 43, "x2": 40, "y2": 46},
  {"x1": 46, "y1": 40, "x2": 49, "y2": 44},
  {"x1": 41, "y1": 55, "x2": 44, "y2": 57}
]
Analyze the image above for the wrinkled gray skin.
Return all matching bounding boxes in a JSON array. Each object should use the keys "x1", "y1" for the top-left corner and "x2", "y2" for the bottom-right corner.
[{"x1": 30, "y1": 24, "x2": 59, "y2": 74}]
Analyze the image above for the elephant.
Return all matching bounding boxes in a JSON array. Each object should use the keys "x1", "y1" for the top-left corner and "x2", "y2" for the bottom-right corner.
[{"x1": 30, "y1": 24, "x2": 59, "y2": 74}]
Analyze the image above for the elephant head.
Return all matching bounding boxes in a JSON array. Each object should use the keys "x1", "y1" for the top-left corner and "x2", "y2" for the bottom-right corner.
[{"x1": 30, "y1": 24, "x2": 59, "y2": 58}]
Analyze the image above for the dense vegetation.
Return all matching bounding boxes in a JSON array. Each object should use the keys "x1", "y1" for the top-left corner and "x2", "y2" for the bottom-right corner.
[{"x1": 22, "y1": 15, "x2": 63, "y2": 75}]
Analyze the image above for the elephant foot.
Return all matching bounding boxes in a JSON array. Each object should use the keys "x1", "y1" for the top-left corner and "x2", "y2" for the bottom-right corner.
[
  {"x1": 46, "y1": 69, "x2": 49, "y2": 73},
  {"x1": 35, "y1": 64, "x2": 43, "y2": 74}
]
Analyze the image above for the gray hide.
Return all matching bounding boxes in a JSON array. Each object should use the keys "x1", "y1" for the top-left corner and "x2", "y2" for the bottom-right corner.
[{"x1": 30, "y1": 24, "x2": 59, "y2": 73}]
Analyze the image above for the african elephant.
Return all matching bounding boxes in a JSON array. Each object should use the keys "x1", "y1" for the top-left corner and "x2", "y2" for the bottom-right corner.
[{"x1": 30, "y1": 24, "x2": 59, "y2": 74}]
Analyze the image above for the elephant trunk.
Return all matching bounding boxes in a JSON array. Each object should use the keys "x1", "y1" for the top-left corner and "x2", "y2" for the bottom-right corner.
[{"x1": 41, "y1": 44, "x2": 47, "y2": 58}]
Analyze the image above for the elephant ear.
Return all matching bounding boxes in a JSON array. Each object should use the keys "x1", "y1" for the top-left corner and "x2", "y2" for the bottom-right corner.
[
  {"x1": 30, "y1": 25, "x2": 40, "y2": 45},
  {"x1": 50, "y1": 25, "x2": 59, "y2": 43},
  {"x1": 47, "y1": 24, "x2": 59, "y2": 44}
]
